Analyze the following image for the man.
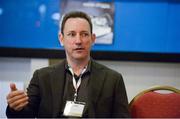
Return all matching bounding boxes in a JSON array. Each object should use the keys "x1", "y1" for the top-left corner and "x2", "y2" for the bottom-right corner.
[{"x1": 6, "y1": 11, "x2": 130, "y2": 118}]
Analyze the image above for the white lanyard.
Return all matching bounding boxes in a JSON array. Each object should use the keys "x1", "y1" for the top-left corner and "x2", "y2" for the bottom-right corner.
[{"x1": 68, "y1": 66, "x2": 87, "y2": 102}]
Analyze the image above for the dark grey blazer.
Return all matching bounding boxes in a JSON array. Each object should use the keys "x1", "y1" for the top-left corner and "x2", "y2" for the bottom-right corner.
[{"x1": 6, "y1": 59, "x2": 130, "y2": 118}]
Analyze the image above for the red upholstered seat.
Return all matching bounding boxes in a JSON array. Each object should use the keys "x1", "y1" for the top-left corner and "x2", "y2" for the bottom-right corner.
[{"x1": 129, "y1": 86, "x2": 180, "y2": 118}]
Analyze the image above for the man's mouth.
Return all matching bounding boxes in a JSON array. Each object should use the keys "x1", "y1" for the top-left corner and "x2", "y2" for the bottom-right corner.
[{"x1": 74, "y1": 48, "x2": 84, "y2": 51}]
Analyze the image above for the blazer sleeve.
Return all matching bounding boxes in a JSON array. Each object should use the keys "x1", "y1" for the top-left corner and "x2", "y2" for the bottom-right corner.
[{"x1": 112, "y1": 74, "x2": 130, "y2": 117}]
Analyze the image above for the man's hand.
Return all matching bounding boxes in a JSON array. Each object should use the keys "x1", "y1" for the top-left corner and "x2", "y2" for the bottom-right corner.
[{"x1": 6, "y1": 83, "x2": 29, "y2": 111}]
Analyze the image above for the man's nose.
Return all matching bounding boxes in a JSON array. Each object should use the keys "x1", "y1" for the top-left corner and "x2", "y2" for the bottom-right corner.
[{"x1": 75, "y1": 34, "x2": 82, "y2": 44}]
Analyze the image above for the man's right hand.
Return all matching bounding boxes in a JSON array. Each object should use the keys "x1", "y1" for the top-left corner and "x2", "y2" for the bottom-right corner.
[{"x1": 6, "y1": 83, "x2": 29, "y2": 111}]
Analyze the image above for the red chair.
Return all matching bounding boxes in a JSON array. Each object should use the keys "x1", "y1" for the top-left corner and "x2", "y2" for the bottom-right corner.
[{"x1": 129, "y1": 86, "x2": 180, "y2": 118}]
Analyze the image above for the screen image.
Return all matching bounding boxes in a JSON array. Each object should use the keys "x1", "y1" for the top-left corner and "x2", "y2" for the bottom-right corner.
[{"x1": 0, "y1": 0, "x2": 180, "y2": 62}]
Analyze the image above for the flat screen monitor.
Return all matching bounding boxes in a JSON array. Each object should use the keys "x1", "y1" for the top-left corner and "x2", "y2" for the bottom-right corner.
[{"x1": 0, "y1": 0, "x2": 180, "y2": 62}]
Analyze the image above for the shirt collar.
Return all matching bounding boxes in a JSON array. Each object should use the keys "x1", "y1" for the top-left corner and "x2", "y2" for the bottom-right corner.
[{"x1": 65, "y1": 59, "x2": 91, "y2": 74}]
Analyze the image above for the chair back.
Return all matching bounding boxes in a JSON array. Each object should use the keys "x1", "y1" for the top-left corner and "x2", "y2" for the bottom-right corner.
[{"x1": 129, "y1": 86, "x2": 180, "y2": 118}]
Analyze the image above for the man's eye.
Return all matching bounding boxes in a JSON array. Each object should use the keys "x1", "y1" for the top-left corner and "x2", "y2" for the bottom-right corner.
[
  {"x1": 81, "y1": 33, "x2": 89, "y2": 37},
  {"x1": 67, "y1": 33, "x2": 75, "y2": 37}
]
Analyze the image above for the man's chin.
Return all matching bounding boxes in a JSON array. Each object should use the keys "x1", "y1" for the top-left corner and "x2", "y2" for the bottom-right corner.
[{"x1": 73, "y1": 55, "x2": 88, "y2": 61}]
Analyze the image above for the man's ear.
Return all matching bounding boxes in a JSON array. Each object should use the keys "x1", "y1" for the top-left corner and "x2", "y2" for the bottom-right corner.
[
  {"x1": 58, "y1": 32, "x2": 64, "y2": 46},
  {"x1": 91, "y1": 33, "x2": 96, "y2": 45}
]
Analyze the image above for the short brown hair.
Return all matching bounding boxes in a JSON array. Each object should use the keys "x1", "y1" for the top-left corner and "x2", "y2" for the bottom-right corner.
[{"x1": 60, "y1": 11, "x2": 93, "y2": 35}]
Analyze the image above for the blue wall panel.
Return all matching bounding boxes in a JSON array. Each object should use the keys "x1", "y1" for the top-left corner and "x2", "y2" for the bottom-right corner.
[{"x1": 0, "y1": 0, "x2": 180, "y2": 54}]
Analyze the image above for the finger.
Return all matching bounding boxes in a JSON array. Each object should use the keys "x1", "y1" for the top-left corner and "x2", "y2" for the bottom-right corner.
[
  {"x1": 7, "y1": 90, "x2": 25, "y2": 99},
  {"x1": 9, "y1": 96, "x2": 29, "y2": 108},
  {"x1": 7, "y1": 93, "x2": 28, "y2": 104},
  {"x1": 14, "y1": 101, "x2": 29, "y2": 111},
  {"x1": 10, "y1": 83, "x2": 17, "y2": 91}
]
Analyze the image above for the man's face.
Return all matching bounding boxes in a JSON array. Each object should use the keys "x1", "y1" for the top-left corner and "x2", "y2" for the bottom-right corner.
[{"x1": 59, "y1": 18, "x2": 95, "y2": 61}]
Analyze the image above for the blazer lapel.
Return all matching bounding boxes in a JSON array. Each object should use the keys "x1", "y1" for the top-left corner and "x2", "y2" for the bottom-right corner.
[
  {"x1": 50, "y1": 60, "x2": 66, "y2": 117},
  {"x1": 86, "y1": 61, "x2": 106, "y2": 117}
]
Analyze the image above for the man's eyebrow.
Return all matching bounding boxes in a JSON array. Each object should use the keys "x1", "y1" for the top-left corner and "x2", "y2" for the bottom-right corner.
[
  {"x1": 65, "y1": 30, "x2": 89, "y2": 33},
  {"x1": 66, "y1": 30, "x2": 75, "y2": 33},
  {"x1": 81, "y1": 31, "x2": 90, "y2": 33}
]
